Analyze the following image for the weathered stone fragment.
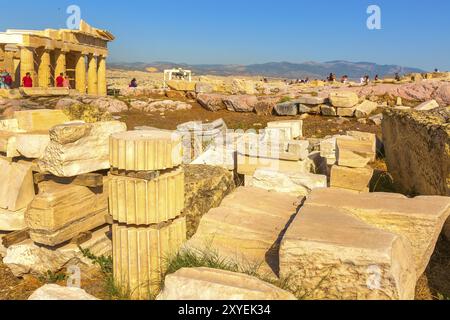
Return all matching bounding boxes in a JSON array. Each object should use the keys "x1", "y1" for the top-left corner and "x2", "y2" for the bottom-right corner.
[
  {"x1": 320, "y1": 105, "x2": 337, "y2": 116},
  {"x1": 0, "y1": 159, "x2": 35, "y2": 211},
  {"x1": 383, "y1": 109, "x2": 450, "y2": 196},
  {"x1": 414, "y1": 100, "x2": 439, "y2": 111},
  {"x1": 0, "y1": 208, "x2": 26, "y2": 231},
  {"x1": 279, "y1": 204, "x2": 416, "y2": 300},
  {"x1": 184, "y1": 165, "x2": 235, "y2": 238},
  {"x1": 39, "y1": 121, "x2": 127, "y2": 177},
  {"x1": 14, "y1": 109, "x2": 70, "y2": 132},
  {"x1": 26, "y1": 180, "x2": 108, "y2": 246},
  {"x1": 250, "y1": 169, "x2": 327, "y2": 196},
  {"x1": 267, "y1": 120, "x2": 303, "y2": 139},
  {"x1": 237, "y1": 154, "x2": 314, "y2": 176},
  {"x1": 15, "y1": 133, "x2": 50, "y2": 159},
  {"x1": 306, "y1": 188, "x2": 450, "y2": 277},
  {"x1": 336, "y1": 138, "x2": 375, "y2": 168},
  {"x1": 157, "y1": 268, "x2": 297, "y2": 300},
  {"x1": 336, "y1": 107, "x2": 356, "y2": 117},
  {"x1": 274, "y1": 102, "x2": 298, "y2": 116},
  {"x1": 28, "y1": 284, "x2": 98, "y2": 300},
  {"x1": 293, "y1": 96, "x2": 327, "y2": 105},
  {"x1": 329, "y1": 91, "x2": 359, "y2": 108},
  {"x1": 355, "y1": 100, "x2": 378, "y2": 118},
  {"x1": 110, "y1": 130, "x2": 182, "y2": 172},
  {"x1": 330, "y1": 165, "x2": 374, "y2": 192}
]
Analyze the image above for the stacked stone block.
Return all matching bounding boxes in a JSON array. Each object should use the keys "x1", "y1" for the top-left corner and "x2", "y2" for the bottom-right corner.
[{"x1": 109, "y1": 130, "x2": 186, "y2": 300}]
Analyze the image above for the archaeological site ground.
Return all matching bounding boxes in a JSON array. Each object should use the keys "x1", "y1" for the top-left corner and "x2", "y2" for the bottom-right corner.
[{"x1": 0, "y1": 1, "x2": 449, "y2": 309}]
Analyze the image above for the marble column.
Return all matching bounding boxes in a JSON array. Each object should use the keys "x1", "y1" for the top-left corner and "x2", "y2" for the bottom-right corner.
[
  {"x1": 54, "y1": 50, "x2": 67, "y2": 80},
  {"x1": 20, "y1": 47, "x2": 36, "y2": 86},
  {"x1": 87, "y1": 54, "x2": 98, "y2": 95},
  {"x1": 75, "y1": 53, "x2": 87, "y2": 94},
  {"x1": 97, "y1": 55, "x2": 107, "y2": 96},
  {"x1": 38, "y1": 49, "x2": 51, "y2": 88}
]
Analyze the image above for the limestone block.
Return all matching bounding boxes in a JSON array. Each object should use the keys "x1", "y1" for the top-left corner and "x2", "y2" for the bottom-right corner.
[
  {"x1": 369, "y1": 113, "x2": 383, "y2": 126},
  {"x1": 14, "y1": 109, "x2": 70, "y2": 132},
  {"x1": 306, "y1": 188, "x2": 450, "y2": 277},
  {"x1": 4, "y1": 226, "x2": 112, "y2": 277},
  {"x1": 39, "y1": 121, "x2": 127, "y2": 177},
  {"x1": 293, "y1": 96, "x2": 327, "y2": 105},
  {"x1": 298, "y1": 104, "x2": 321, "y2": 115},
  {"x1": 157, "y1": 268, "x2": 297, "y2": 300},
  {"x1": 250, "y1": 169, "x2": 327, "y2": 196},
  {"x1": 0, "y1": 131, "x2": 19, "y2": 157},
  {"x1": 167, "y1": 80, "x2": 196, "y2": 92},
  {"x1": 237, "y1": 154, "x2": 314, "y2": 176},
  {"x1": 355, "y1": 100, "x2": 378, "y2": 118},
  {"x1": 0, "y1": 119, "x2": 21, "y2": 132},
  {"x1": 191, "y1": 146, "x2": 236, "y2": 170},
  {"x1": 28, "y1": 284, "x2": 98, "y2": 300},
  {"x1": 330, "y1": 165, "x2": 374, "y2": 192},
  {"x1": 414, "y1": 100, "x2": 439, "y2": 111},
  {"x1": 279, "y1": 204, "x2": 416, "y2": 300},
  {"x1": 346, "y1": 131, "x2": 377, "y2": 161},
  {"x1": 274, "y1": 102, "x2": 298, "y2": 116},
  {"x1": 110, "y1": 130, "x2": 182, "y2": 172},
  {"x1": 186, "y1": 187, "x2": 299, "y2": 275},
  {"x1": 15, "y1": 133, "x2": 50, "y2": 159},
  {"x1": 337, "y1": 107, "x2": 356, "y2": 117},
  {"x1": 0, "y1": 159, "x2": 35, "y2": 211},
  {"x1": 267, "y1": 120, "x2": 303, "y2": 139},
  {"x1": 0, "y1": 208, "x2": 26, "y2": 231},
  {"x1": 329, "y1": 91, "x2": 359, "y2": 108},
  {"x1": 112, "y1": 217, "x2": 187, "y2": 300},
  {"x1": 320, "y1": 105, "x2": 337, "y2": 116},
  {"x1": 26, "y1": 181, "x2": 108, "y2": 246},
  {"x1": 184, "y1": 165, "x2": 235, "y2": 239},
  {"x1": 239, "y1": 139, "x2": 309, "y2": 162},
  {"x1": 336, "y1": 138, "x2": 375, "y2": 168},
  {"x1": 109, "y1": 168, "x2": 185, "y2": 225}
]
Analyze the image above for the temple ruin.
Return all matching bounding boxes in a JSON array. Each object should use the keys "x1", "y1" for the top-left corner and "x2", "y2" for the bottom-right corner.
[{"x1": 0, "y1": 20, "x2": 114, "y2": 95}]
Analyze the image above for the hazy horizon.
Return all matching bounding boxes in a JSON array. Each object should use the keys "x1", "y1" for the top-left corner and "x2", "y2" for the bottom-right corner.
[{"x1": 1, "y1": 0, "x2": 449, "y2": 70}]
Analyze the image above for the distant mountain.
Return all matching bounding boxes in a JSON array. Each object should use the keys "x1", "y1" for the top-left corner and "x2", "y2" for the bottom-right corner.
[{"x1": 108, "y1": 60, "x2": 425, "y2": 79}]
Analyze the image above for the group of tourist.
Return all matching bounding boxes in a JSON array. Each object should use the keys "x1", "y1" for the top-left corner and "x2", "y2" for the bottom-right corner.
[
  {"x1": 0, "y1": 69, "x2": 13, "y2": 89},
  {"x1": 19, "y1": 72, "x2": 71, "y2": 88}
]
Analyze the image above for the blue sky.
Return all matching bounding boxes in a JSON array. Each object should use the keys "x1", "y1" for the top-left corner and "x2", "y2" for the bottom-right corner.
[{"x1": 1, "y1": 0, "x2": 449, "y2": 70}]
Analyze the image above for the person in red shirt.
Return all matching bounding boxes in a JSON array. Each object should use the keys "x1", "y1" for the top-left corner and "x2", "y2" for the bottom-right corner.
[
  {"x1": 56, "y1": 73, "x2": 64, "y2": 87},
  {"x1": 4, "y1": 73, "x2": 13, "y2": 89},
  {"x1": 22, "y1": 73, "x2": 33, "y2": 88}
]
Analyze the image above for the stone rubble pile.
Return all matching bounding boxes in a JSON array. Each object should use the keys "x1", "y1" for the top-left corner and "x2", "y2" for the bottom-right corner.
[{"x1": 0, "y1": 109, "x2": 126, "y2": 278}]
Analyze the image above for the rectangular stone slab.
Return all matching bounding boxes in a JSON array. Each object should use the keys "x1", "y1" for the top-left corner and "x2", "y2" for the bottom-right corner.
[
  {"x1": 26, "y1": 180, "x2": 109, "y2": 246},
  {"x1": 305, "y1": 188, "x2": 450, "y2": 277},
  {"x1": 336, "y1": 138, "x2": 375, "y2": 168},
  {"x1": 330, "y1": 165, "x2": 374, "y2": 192},
  {"x1": 186, "y1": 187, "x2": 299, "y2": 276},
  {"x1": 0, "y1": 159, "x2": 35, "y2": 211},
  {"x1": 237, "y1": 154, "x2": 312, "y2": 176},
  {"x1": 280, "y1": 204, "x2": 416, "y2": 300},
  {"x1": 14, "y1": 109, "x2": 70, "y2": 132}
]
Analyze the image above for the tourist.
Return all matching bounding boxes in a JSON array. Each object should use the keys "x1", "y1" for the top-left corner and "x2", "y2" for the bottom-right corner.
[
  {"x1": 22, "y1": 72, "x2": 33, "y2": 87},
  {"x1": 395, "y1": 73, "x2": 401, "y2": 81},
  {"x1": 63, "y1": 75, "x2": 71, "y2": 89},
  {"x1": 0, "y1": 69, "x2": 6, "y2": 89},
  {"x1": 129, "y1": 78, "x2": 138, "y2": 88},
  {"x1": 340, "y1": 75, "x2": 349, "y2": 84},
  {"x1": 56, "y1": 73, "x2": 65, "y2": 87},
  {"x1": 4, "y1": 72, "x2": 12, "y2": 89},
  {"x1": 374, "y1": 74, "x2": 379, "y2": 81}
]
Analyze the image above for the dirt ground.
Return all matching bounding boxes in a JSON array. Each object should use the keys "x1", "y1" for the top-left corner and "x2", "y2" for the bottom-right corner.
[{"x1": 118, "y1": 102, "x2": 382, "y2": 139}]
